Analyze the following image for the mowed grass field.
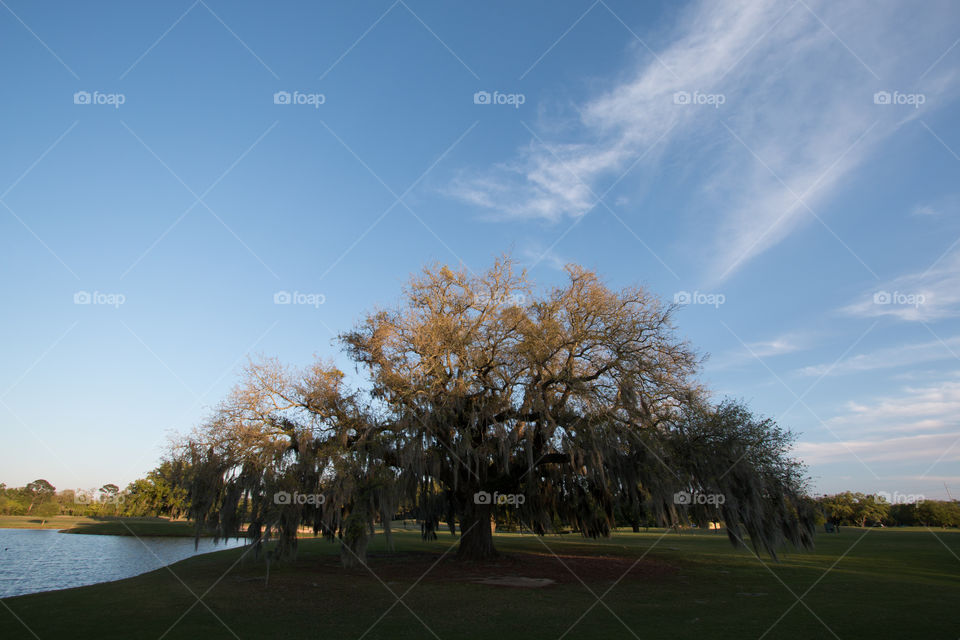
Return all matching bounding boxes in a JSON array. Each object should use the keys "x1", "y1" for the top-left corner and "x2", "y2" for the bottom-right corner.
[
  {"x1": 0, "y1": 515, "x2": 98, "y2": 530},
  {"x1": 0, "y1": 515, "x2": 199, "y2": 536},
  {"x1": 1, "y1": 526, "x2": 957, "y2": 639}
]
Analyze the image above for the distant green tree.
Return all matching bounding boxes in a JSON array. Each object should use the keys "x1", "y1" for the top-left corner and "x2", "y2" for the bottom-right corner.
[
  {"x1": 122, "y1": 479, "x2": 154, "y2": 516},
  {"x1": 98, "y1": 484, "x2": 121, "y2": 515},
  {"x1": 887, "y1": 503, "x2": 918, "y2": 526},
  {"x1": 100, "y1": 484, "x2": 120, "y2": 497},
  {"x1": 35, "y1": 500, "x2": 59, "y2": 518},
  {"x1": 945, "y1": 501, "x2": 960, "y2": 527},
  {"x1": 852, "y1": 493, "x2": 888, "y2": 527},
  {"x1": 118, "y1": 461, "x2": 190, "y2": 518},
  {"x1": 917, "y1": 500, "x2": 960, "y2": 527},
  {"x1": 917, "y1": 501, "x2": 946, "y2": 526},
  {"x1": 147, "y1": 461, "x2": 189, "y2": 518},
  {"x1": 819, "y1": 492, "x2": 855, "y2": 530},
  {"x1": 24, "y1": 479, "x2": 55, "y2": 515}
]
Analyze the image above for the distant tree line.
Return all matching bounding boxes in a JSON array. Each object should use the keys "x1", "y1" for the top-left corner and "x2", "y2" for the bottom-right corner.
[
  {"x1": 816, "y1": 492, "x2": 960, "y2": 529},
  {"x1": 4, "y1": 473, "x2": 957, "y2": 532},
  {"x1": 0, "y1": 461, "x2": 188, "y2": 519}
]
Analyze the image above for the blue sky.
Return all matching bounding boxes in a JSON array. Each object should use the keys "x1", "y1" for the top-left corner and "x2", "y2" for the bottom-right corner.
[{"x1": 1, "y1": 0, "x2": 958, "y2": 500}]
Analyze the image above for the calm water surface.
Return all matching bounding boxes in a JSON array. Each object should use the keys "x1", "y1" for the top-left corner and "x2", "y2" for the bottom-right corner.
[{"x1": 0, "y1": 528, "x2": 246, "y2": 598}]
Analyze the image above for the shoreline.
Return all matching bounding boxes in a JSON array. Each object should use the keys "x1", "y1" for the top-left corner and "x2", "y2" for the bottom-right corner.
[{"x1": 0, "y1": 516, "x2": 203, "y2": 537}]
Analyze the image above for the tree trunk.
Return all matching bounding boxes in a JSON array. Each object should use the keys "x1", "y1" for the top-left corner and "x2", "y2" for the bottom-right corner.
[
  {"x1": 340, "y1": 511, "x2": 369, "y2": 568},
  {"x1": 457, "y1": 502, "x2": 498, "y2": 561}
]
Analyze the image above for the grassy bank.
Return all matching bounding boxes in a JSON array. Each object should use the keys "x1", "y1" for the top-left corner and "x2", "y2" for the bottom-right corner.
[
  {"x1": 0, "y1": 515, "x2": 200, "y2": 536},
  {"x1": 62, "y1": 517, "x2": 200, "y2": 537},
  {"x1": 2, "y1": 526, "x2": 957, "y2": 639},
  {"x1": 0, "y1": 515, "x2": 97, "y2": 530}
]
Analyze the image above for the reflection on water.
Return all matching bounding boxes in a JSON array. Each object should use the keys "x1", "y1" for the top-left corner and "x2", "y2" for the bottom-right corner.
[{"x1": 0, "y1": 528, "x2": 246, "y2": 598}]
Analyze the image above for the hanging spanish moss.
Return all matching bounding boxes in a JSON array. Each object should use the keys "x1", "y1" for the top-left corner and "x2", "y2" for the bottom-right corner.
[{"x1": 175, "y1": 257, "x2": 815, "y2": 565}]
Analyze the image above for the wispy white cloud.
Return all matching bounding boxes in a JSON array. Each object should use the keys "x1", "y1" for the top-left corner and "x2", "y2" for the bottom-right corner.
[
  {"x1": 794, "y1": 432, "x2": 959, "y2": 464},
  {"x1": 520, "y1": 243, "x2": 567, "y2": 271},
  {"x1": 891, "y1": 368, "x2": 960, "y2": 382},
  {"x1": 842, "y1": 252, "x2": 960, "y2": 322},
  {"x1": 828, "y1": 380, "x2": 960, "y2": 433},
  {"x1": 910, "y1": 192, "x2": 959, "y2": 217},
  {"x1": 707, "y1": 330, "x2": 811, "y2": 370},
  {"x1": 794, "y1": 379, "x2": 960, "y2": 466},
  {"x1": 747, "y1": 333, "x2": 808, "y2": 358},
  {"x1": 449, "y1": 0, "x2": 959, "y2": 281},
  {"x1": 798, "y1": 335, "x2": 960, "y2": 377}
]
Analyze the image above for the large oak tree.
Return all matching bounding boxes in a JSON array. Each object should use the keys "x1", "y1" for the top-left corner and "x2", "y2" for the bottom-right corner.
[{"x1": 182, "y1": 258, "x2": 815, "y2": 562}]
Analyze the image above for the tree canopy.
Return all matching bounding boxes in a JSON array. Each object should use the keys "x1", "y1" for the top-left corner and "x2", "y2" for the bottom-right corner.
[
  {"x1": 179, "y1": 258, "x2": 816, "y2": 562},
  {"x1": 24, "y1": 479, "x2": 55, "y2": 514}
]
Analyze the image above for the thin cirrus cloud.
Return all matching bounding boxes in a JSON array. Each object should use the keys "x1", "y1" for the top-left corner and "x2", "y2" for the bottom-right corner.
[
  {"x1": 706, "y1": 331, "x2": 810, "y2": 371},
  {"x1": 793, "y1": 379, "x2": 960, "y2": 467},
  {"x1": 520, "y1": 243, "x2": 567, "y2": 271},
  {"x1": 828, "y1": 380, "x2": 960, "y2": 433},
  {"x1": 448, "y1": 0, "x2": 957, "y2": 281},
  {"x1": 793, "y1": 432, "x2": 959, "y2": 465},
  {"x1": 748, "y1": 335, "x2": 808, "y2": 358},
  {"x1": 842, "y1": 252, "x2": 960, "y2": 322},
  {"x1": 910, "y1": 192, "x2": 960, "y2": 217},
  {"x1": 798, "y1": 335, "x2": 960, "y2": 377}
]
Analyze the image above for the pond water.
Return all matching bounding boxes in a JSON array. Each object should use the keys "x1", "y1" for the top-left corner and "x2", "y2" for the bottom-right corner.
[{"x1": 0, "y1": 528, "x2": 246, "y2": 598}]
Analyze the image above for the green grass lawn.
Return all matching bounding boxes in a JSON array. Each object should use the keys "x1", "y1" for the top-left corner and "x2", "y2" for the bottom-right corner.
[
  {"x1": 0, "y1": 515, "x2": 98, "y2": 530},
  {"x1": 2, "y1": 526, "x2": 957, "y2": 639},
  {"x1": 0, "y1": 515, "x2": 199, "y2": 536},
  {"x1": 62, "y1": 518, "x2": 201, "y2": 537}
]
